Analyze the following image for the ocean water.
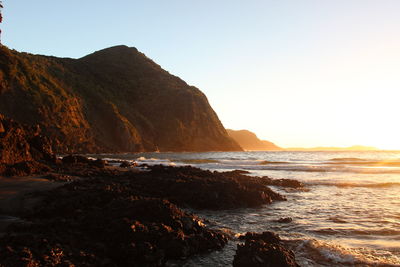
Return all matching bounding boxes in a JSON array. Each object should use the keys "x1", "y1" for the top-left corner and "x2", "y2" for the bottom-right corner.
[{"x1": 96, "y1": 151, "x2": 400, "y2": 266}]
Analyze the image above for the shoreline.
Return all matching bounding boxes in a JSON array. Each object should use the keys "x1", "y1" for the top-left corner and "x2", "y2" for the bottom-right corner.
[{"x1": 0, "y1": 156, "x2": 301, "y2": 266}]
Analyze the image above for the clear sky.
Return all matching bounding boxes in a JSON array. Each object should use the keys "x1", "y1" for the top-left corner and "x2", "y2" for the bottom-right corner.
[{"x1": 2, "y1": 0, "x2": 400, "y2": 149}]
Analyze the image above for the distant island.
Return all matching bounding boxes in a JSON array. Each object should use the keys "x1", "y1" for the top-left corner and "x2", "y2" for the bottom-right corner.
[
  {"x1": 285, "y1": 145, "x2": 378, "y2": 151},
  {"x1": 227, "y1": 129, "x2": 282, "y2": 151}
]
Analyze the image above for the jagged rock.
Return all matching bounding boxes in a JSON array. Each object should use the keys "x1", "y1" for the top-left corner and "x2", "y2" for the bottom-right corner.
[
  {"x1": 234, "y1": 231, "x2": 300, "y2": 267},
  {"x1": 62, "y1": 155, "x2": 92, "y2": 164},
  {"x1": 0, "y1": 115, "x2": 33, "y2": 165},
  {"x1": 120, "y1": 161, "x2": 135, "y2": 168},
  {"x1": 0, "y1": 158, "x2": 289, "y2": 266},
  {"x1": 0, "y1": 189, "x2": 228, "y2": 266},
  {"x1": 92, "y1": 158, "x2": 107, "y2": 168},
  {"x1": 0, "y1": 114, "x2": 53, "y2": 176},
  {"x1": 261, "y1": 176, "x2": 304, "y2": 188},
  {"x1": 238, "y1": 231, "x2": 281, "y2": 244},
  {"x1": 143, "y1": 165, "x2": 286, "y2": 209}
]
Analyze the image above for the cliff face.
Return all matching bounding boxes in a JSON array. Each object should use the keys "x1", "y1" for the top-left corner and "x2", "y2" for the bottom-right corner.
[
  {"x1": 0, "y1": 113, "x2": 54, "y2": 175},
  {"x1": 0, "y1": 45, "x2": 241, "y2": 153},
  {"x1": 227, "y1": 129, "x2": 281, "y2": 151}
]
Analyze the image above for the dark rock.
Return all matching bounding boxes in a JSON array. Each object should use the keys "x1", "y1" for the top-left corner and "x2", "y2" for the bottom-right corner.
[
  {"x1": 62, "y1": 156, "x2": 107, "y2": 168},
  {"x1": 233, "y1": 231, "x2": 300, "y2": 267},
  {"x1": 0, "y1": 115, "x2": 54, "y2": 176},
  {"x1": 62, "y1": 155, "x2": 91, "y2": 164},
  {"x1": 43, "y1": 164, "x2": 285, "y2": 210},
  {"x1": 0, "y1": 114, "x2": 33, "y2": 165},
  {"x1": 0, "y1": 161, "x2": 289, "y2": 266},
  {"x1": 143, "y1": 165, "x2": 286, "y2": 209},
  {"x1": 276, "y1": 217, "x2": 293, "y2": 223},
  {"x1": 91, "y1": 158, "x2": 107, "y2": 168},
  {"x1": 3, "y1": 161, "x2": 51, "y2": 176},
  {"x1": 238, "y1": 231, "x2": 281, "y2": 244},
  {"x1": 45, "y1": 173, "x2": 75, "y2": 182},
  {"x1": 261, "y1": 176, "x2": 304, "y2": 188},
  {"x1": 28, "y1": 133, "x2": 53, "y2": 162},
  {"x1": 0, "y1": 188, "x2": 228, "y2": 266},
  {"x1": 119, "y1": 161, "x2": 135, "y2": 168}
]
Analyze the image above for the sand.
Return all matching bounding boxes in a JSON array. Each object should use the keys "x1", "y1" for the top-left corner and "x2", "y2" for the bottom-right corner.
[{"x1": 0, "y1": 175, "x2": 65, "y2": 233}]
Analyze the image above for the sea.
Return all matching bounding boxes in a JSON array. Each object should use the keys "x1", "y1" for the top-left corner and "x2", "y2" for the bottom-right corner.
[{"x1": 95, "y1": 151, "x2": 400, "y2": 266}]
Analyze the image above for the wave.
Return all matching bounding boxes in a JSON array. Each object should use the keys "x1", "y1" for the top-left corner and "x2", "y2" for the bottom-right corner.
[
  {"x1": 312, "y1": 227, "x2": 400, "y2": 236},
  {"x1": 307, "y1": 181, "x2": 400, "y2": 188},
  {"x1": 177, "y1": 159, "x2": 221, "y2": 164},
  {"x1": 330, "y1": 157, "x2": 369, "y2": 162},
  {"x1": 290, "y1": 238, "x2": 400, "y2": 266},
  {"x1": 258, "y1": 160, "x2": 289, "y2": 165},
  {"x1": 232, "y1": 164, "x2": 400, "y2": 174},
  {"x1": 100, "y1": 154, "x2": 400, "y2": 175},
  {"x1": 328, "y1": 216, "x2": 348, "y2": 224},
  {"x1": 328, "y1": 157, "x2": 400, "y2": 167},
  {"x1": 103, "y1": 156, "x2": 181, "y2": 167}
]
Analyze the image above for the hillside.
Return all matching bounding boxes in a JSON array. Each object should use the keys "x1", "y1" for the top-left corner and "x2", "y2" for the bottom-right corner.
[
  {"x1": 227, "y1": 129, "x2": 281, "y2": 151},
  {"x1": 0, "y1": 45, "x2": 241, "y2": 153}
]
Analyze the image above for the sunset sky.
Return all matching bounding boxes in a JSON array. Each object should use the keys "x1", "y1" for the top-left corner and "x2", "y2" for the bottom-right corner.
[{"x1": 3, "y1": 1, "x2": 400, "y2": 149}]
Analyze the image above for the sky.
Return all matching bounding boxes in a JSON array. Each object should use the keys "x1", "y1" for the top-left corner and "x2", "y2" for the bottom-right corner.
[{"x1": 2, "y1": 0, "x2": 400, "y2": 149}]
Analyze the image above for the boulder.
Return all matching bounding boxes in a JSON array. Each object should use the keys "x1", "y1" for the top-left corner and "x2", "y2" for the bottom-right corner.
[
  {"x1": 261, "y1": 176, "x2": 304, "y2": 188},
  {"x1": 234, "y1": 231, "x2": 300, "y2": 267}
]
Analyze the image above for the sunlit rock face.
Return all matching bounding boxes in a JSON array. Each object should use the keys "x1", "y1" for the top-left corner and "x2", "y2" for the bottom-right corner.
[
  {"x1": 0, "y1": 114, "x2": 54, "y2": 176},
  {"x1": 227, "y1": 129, "x2": 281, "y2": 151},
  {"x1": 0, "y1": 45, "x2": 241, "y2": 153}
]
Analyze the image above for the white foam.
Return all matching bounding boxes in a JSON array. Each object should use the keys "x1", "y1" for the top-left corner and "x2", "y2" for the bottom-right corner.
[
  {"x1": 293, "y1": 238, "x2": 400, "y2": 266},
  {"x1": 135, "y1": 156, "x2": 181, "y2": 167}
]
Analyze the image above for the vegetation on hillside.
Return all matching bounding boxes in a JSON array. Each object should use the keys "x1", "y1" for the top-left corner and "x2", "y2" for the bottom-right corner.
[{"x1": 0, "y1": 45, "x2": 241, "y2": 153}]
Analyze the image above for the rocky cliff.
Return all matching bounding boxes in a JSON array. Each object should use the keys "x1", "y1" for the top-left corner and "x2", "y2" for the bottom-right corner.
[
  {"x1": 0, "y1": 114, "x2": 54, "y2": 175},
  {"x1": 227, "y1": 129, "x2": 281, "y2": 151},
  {"x1": 0, "y1": 45, "x2": 241, "y2": 153}
]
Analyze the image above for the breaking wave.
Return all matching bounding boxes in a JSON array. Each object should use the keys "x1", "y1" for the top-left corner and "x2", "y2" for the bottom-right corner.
[
  {"x1": 307, "y1": 181, "x2": 400, "y2": 188},
  {"x1": 291, "y1": 238, "x2": 400, "y2": 266},
  {"x1": 328, "y1": 157, "x2": 400, "y2": 167},
  {"x1": 91, "y1": 151, "x2": 400, "y2": 266}
]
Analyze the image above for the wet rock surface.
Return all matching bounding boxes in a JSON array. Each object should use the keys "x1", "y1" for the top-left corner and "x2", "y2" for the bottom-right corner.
[
  {"x1": 0, "y1": 124, "x2": 302, "y2": 267},
  {"x1": 48, "y1": 163, "x2": 286, "y2": 210},
  {"x1": 137, "y1": 165, "x2": 286, "y2": 209},
  {"x1": 261, "y1": 176, "x2": 304, "y2": 188},
  {"x1": 0, "y1": 155, "x2": 293, "y2": 266},
  {"x1": 0, "y1": 196, "x2": 228, "y2": 266},
  {"x1": 234, "y1": 231, "x2": 300, "y2": 267}
]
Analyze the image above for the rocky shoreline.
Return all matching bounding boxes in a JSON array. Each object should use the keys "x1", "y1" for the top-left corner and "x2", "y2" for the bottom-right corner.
[
  {"x1": 0, "y1": 115, "x2": 302, "y2": 266},
  {"x1": 0, "y1": 161, "x2": 302, "y2": 266}
]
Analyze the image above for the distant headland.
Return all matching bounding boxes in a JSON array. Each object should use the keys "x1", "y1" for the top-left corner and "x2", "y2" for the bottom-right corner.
[{"x1": 227, "y1": 129, "x2": 282, "y2": 151}]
